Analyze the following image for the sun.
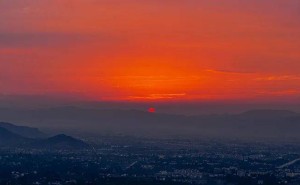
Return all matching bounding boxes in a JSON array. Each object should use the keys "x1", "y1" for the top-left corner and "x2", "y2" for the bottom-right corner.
[{"x1": 148, "y1": 107, "x2": 156, "y2": 113}]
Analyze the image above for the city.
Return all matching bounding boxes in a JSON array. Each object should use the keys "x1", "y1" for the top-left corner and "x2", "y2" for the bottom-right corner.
[{"x1": 1, "y1": 136, "x2": 300, "y2": 185}]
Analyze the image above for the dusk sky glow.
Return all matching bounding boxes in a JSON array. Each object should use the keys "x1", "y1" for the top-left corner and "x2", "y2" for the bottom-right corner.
[{"x1": 1, "y1": 0, "x2": 300, "y2": 102}]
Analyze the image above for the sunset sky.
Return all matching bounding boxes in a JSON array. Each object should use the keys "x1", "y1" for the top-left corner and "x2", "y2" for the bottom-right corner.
[{"x1": 1, "y1": 0, "x2": 300, "y2": 102}]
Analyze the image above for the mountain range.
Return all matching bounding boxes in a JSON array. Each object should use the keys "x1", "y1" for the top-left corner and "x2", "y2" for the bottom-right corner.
[{"x1": 1, "y1": 107, "x2": 300, "y2": 140}]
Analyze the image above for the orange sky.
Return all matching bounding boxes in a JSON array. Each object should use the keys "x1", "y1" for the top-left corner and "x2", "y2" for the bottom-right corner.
[{"x1": 0, "y1": 0, "x2": 300, "y2": 102}]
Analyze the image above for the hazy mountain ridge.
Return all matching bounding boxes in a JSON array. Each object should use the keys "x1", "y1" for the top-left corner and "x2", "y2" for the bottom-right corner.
[{"x1": 1, "y1": 107, "x2": 300, "y2": 140}]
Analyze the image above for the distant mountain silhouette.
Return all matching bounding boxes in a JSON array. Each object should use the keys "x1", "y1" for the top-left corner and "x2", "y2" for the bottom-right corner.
[
  {"x1": 238, "y1": 109, "x2": 298, "y2": 119},
  {"x1": 1, "y1": 107, "x2": 300, "y2": 140},
  {"x1": 0, "y1": 122, "x2": 45, "y2": 138},
  {"x1": 0, "y1": 122, "x2": 88, "y2": 150}
]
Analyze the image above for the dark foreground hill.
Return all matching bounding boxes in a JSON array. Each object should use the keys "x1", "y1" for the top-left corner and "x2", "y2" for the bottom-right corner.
[
  {"x1": 0, "y1": 122, "x2": 45, "y2": 138},
  {"x1": 0, "y1": 123, "x2": 88, "y2": 150},
  {"x1": 33, "y1": 134, "x2": 89, "y2": 150},
  {"x1": 0, "y1": 127, "x2": 31, "y2": 146}
]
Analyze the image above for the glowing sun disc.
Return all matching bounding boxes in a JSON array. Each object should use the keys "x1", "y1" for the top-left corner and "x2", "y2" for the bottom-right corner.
[{"x1": 148, "y1": 107, "x2": 156, "y2": 113}]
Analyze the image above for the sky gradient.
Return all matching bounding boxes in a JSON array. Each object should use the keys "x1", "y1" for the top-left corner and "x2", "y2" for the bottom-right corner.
[{"x1": 1, "y1": 0, "x2": 300, "y2": 102}]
